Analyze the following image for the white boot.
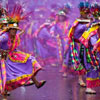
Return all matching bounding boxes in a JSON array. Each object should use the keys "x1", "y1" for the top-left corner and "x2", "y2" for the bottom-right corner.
[
  {"x1": 86, "y1": 88, "x2": 96, "y2": 94},
  {"x1": 78, "y1": 79, "x2": 86, "y2": 87},
  {"x1": 62, "y1": 72, "x2": 68, "y2": 77}
]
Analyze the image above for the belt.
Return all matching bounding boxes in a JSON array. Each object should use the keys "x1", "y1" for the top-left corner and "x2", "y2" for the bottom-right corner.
[{"x1": 0, "y1": 49, "x2": 9, "y2": 60}]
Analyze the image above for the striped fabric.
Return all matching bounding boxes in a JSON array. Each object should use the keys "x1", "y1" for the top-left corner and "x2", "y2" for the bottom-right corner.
[
  {"x1": 86, "y1": 48, "x2": 99, "y2": 70},
  {"x1": 0, "y1": 59, "x2": 6, "y2": 93},
  {"x1": 56, "y1": 35, "x2": 63, "y2": 63},
  {"x1": 80, "y1": 44, "x2": 99, "y2": 70},
  {"x1": 70, "y1": 38, "x2": 84, "y2": 71}
]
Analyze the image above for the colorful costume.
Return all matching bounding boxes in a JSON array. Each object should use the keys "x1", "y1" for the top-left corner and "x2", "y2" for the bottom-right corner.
[
  {"x1": 50, "y1": 11, "x2": 70, "y2": 66},
  {"x1": 79, "y1": 22, "x2": 100, "y2": 88},
  {"x1": 35, "y1": 23, "x2": 57, "y2": 65},
  {"x1": 0, "y1": 32, "x2": 41, "y2": 93},
  {"x1": 0, "y1": 4, "x2": 44, "y2": 94},
  {"x1": 67, "y1": 2, "x2": 91, "y2": 75},
  {"x1": 79, "y1": 4, "x2": 100, "y2": 88},
  {"x1": 68, "y1": 19, "x2": 90, "y2": 74}
]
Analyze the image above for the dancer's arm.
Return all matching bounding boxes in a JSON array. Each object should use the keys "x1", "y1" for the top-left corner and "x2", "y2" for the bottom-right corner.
[
  {"x1": 50, "y1": 26, "x2": 55, "y2": 37},
  {"x1": 90, "y1": 34, "x2": 99, "y2": 53},
  {"x1": 33, "y1": 24, "x2": 47, "y2": 38},
  {"x1": 17, "y1": 27, "x2": 25, "y2": 36}
]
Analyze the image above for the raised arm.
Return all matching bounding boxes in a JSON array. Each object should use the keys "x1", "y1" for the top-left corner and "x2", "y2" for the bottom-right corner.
[
  {"x1": 16, "y1": 27, "x2": 25, "y2": 36},
  {"x1": 33, "y1": 26, "x2": 43, "y2": 38},
  {"x1": 33, "y1": 23, "x2": 50, "y2": 38}
]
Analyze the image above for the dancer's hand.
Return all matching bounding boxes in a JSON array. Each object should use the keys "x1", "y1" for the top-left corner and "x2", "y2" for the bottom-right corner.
[
  {"x1": 33, "y1": 31, "x2": 38, "y2": 38},
  {"x1": 15, "y1": 27, "x2": 21, "y2": 30},
  {"x1": 40, "y1": 23, "x2": 49, "y2": 28},
  {"x1": 40, "y1": 24, "x2": 45, "y2": 29},
  {"x1": 18, "y1": 28, "x2": 25, "y2": 36}
]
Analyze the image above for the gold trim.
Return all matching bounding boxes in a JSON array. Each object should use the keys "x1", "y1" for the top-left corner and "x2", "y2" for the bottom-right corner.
[
  {"x1": 96, "y1": 38, "x2": 100, "y2": 44},
  {"x1": 6, "y1": 74, "x2": 32, "y2": 84},
  {"x1": 87, "y1": 77, "x2": 99, "y2": 81},
  {"x1": 68, "y1": 20, "x2": 78, "y2": 38},
  {"x1": 82, "y1": 25, "x2": 99, "y2": 40},
  {"x1": 8, "y1": 51, "x2": 30, "y2": 63},
  {"x1": 6, "y1": 60, "x2": 37, "y2": 84}
]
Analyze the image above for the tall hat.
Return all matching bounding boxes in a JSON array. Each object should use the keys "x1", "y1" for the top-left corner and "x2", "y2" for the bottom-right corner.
[{"x1": 79, "y1": 2, "x2": 91, "y2": 15}]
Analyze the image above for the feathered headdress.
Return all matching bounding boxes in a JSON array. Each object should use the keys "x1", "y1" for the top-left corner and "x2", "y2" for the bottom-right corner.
[{"x1": 7, "y1": 4, "x2": 32, "y2": 27}]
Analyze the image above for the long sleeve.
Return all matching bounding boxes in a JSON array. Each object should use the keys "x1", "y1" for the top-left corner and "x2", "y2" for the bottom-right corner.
[
  {"x1": 0, "y1": 33, "x2": 9, "y2": 50},
  {"x1": 90, "y1": 34, "x2": 98, "y2": 46},
  {"x1": 90, "y1": 34, "x2": 100, "y2": 53},
  {"x1": 0, "y1": 33, "x2": 8, "y2": 43}
]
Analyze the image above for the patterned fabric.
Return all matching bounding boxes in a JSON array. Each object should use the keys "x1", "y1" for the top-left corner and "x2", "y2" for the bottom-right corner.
[
  {"x1": 5, "y1": 56, "x2": 39, "y2": 91},
  {"x1": 68, "y1": 20, "x2": 79, "y2": 38},
  {"x1": 8, "y1": 34, "x2": 20, "y2": 51},
  {"x1": 8, "y1": 51, "x2": 30, "y2": 63},
  {"x1": 56, "y1": 35, "x2": 63, "y2": 62},
  {"x1": 86, "y1": 49, "x2": 99, "y2": 70},
  {"x1": 70, "y1": 38, "x2": 84, "y2": 71},
  {"x1": 79, "y1": 26, "x2": 98, "y2": 47},
  {"x1": 0, "y1": 59, "x2": 6, "y2": 93},
  {"x1": 0, "y1": 32, "x2": 42, "y2": 93},
  {"x1": 80, "y1": 44, "x2": 99, "y2": 70}
]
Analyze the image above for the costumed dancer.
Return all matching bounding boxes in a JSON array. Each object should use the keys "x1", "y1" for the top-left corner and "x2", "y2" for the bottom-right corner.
[
  {"x1": 0, "y1": 7, "x2": 35, "y2": 88},
  {"x1": 59, "y1": 3, "x2": 72, "y2": 77},
  {"x1": 33, "y1": 19, "x2": 57, "y2": 66},
  {"x1": 0, "y1": 8, "x2": 10, "y2": 97},
  {"x1": 68, "y1": 2, "x2": 91, "y2": 86},
  {"x1": 0, "y1": 5, "x2": 46, "y2": 99},
  {"x1": 79, "y1": 3, "x2": 100, "y2": 94},
  {"x1": 50, "y1": 8, "x2": 70, "y2": 69}
]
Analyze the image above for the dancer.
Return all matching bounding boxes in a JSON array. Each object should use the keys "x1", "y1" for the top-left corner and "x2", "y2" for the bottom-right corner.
[
  {"x1": 79, "y1": 3, "x2": 100, "y2": 94},
  {"x1": 0, "y1": 5, "x2": 46, "y2": 99},
  {"x1": 50, "y1": 9, "x2": 70, "y2": 69},
  {"x1": 68, "y1": 2, "x2": 91, "y2": 86},
  {"x1": 33, "y1": 20, "x2": 57, "y2": 66}
]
